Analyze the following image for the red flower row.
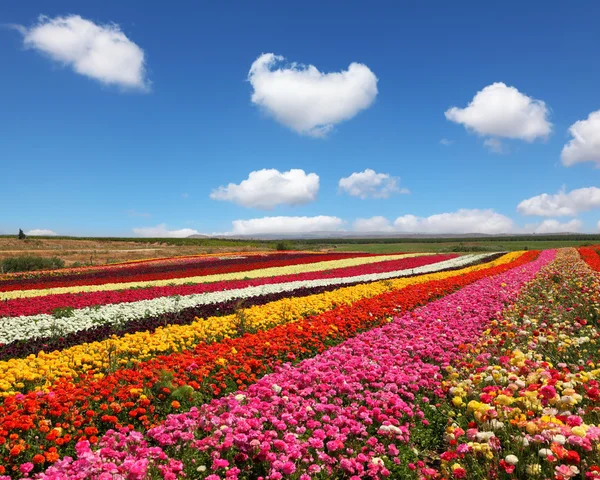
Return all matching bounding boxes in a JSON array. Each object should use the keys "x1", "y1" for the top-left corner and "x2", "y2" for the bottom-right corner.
[
  {"x1": 0, "y1": 254, "x2": 455, "y2": 317},
  {"x1": 0, "y1": 251, "x2": 538, "y2": 472},
  {"x1": 0, "y1": 252, "x2": 368, "y2": 292},
  {"x1": 579, "y1": 246, "x2": 600, "y2": 271}
]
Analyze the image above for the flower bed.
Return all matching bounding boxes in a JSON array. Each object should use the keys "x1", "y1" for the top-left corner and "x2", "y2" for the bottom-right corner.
[
  {"x1": 0, "y1": 253, "x2": 456, "y2": 317},
  {"x1": 428, "y1": 248, "x2": 600, "y2": 480},
  {"x1": 0, "y1": 254, "x2": 422, "y2": 301},
  {"x1": 0, "y1": 252, "x2": 536, "y2": 475},
  {"x1": 0, "y1": 253, "x2": 521, "y2": 396},
  {"x1": 0, "y1": 252, "x2": 372, "y2": 294},
  {"x1": 0, "y1": 254, "x2": 470, "y2": 345},
  {"x1": 24, "y1": 251, "x2": 551, "y2": 479}
]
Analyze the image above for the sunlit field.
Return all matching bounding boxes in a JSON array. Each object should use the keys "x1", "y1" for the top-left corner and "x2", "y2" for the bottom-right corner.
[{"x1": 1, "y1": 247, "x2": 599, "y2": 478}]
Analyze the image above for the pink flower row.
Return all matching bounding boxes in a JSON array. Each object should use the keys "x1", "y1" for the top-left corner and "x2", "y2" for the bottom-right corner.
[
  {"x1": 34, "y1": 250, "x2": 555, "y2": 479},
  {"x1": 0, "y1": 254, "x2": 455, "y2": 317}
]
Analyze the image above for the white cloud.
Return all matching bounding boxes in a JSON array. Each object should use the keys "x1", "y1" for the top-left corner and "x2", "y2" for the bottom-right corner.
[
  {"x1": 394, "y1": 209, "x2": 515, "y2": 235},
  {"x1": 26, "y1": 229, "x2": 57, "y2": 236},
  {"x1": 229, "y1": 216, "x2": 344, "y2": 235},
  {"x1": 530, "y1": 219, "x2": 582, "y2": 234},
  {"x1": 350, "y1": 210, "x2": 592, "y2": 235},
  {"x1": 445, "y1": 82, "x2": 551, "y2": 141},
  {"x1": 210, "y1": 169, "x2": 319, "y2": 209},
  {"x1": 133, "y1": 224, "x2": 199, "y2": 238},
  {"x1": 17, "y1": 15, "x2": 148, "y2": 90},
  {"x1": 483, "y1": 138, "x2": 507, "y2": 154},
  {"x1": 561, "y1": 110, "x2": 600, "y2": 167},
  {"x1": 517, "y1": 187, "x2": 600, "y2": 217},
  {"x1": 338, "y1": 169, "x2": 409, "y2": 199},
  {"x1": 352, "y1": 216, "x2": 394, "y2": 232},
  {"x1": 597, "y1": 220, "x2": 600, "y2": 232},
  {"x1": 248, "y1": 53, "x2": 378, "y2": 137},
  {"x1": 440, "y1": 138, "x2": 454, "y2": 146}
]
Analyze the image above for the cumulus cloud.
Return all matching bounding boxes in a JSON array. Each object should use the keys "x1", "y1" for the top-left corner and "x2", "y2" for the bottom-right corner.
[
  {"x1": 16, "y1": 15, "x2": 148, "y2": 90},
  {"x1": 350, "y1": 211, "x2": 590, "y2": 235},
  {"x1": 530, "y1": 219, "x2": 583, "y2": 234},
  {"x1": 229, "y1": 216, "x2": 344, "y2": 235},
  {"x1": 26, "y1": 229, "x2": 57, "y2": 236},
  {"x1": 517, "y1": 187, "x2": 600, "y2": 217},
  {"x1": 561, "y1": 110, "x2": 600, "y2": 167},
  {"x1": 352, "y1": 216, "x2": 394, "y2": 232},
  {"x1": 445, "y1": 82, "x2": 551, "y2": 141},
  {"x1": 210, "y1": 169, "x2": 319, "y2": 209},
  {"x1": 338, "y1": 169, "x2": 408, "y2": 199},
  {"x1": 352, "y1": 210, "x2": 585, "y2": 235},
  {"x1": 133, "y1": 224, "x2": 199, "y2": 238},
  {"x1": 248, "y1": 53, "x2": 378, "y2": 137},
  {"x1": 393, "y1": 209, "x2": 516, "y2": 235}
]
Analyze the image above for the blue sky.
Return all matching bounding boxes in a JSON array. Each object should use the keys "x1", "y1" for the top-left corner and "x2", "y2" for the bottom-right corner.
[{"x1": 1, "y1": 1, "x2": 599, "y2": 237}]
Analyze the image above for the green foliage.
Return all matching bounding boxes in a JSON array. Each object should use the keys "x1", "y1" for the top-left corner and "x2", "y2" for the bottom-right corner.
[
  {"x1": 18, "y1": 229, "x2": 26, "y2": 240},
  {"x1": 52, "y1": 306, "x2": 75, "y2": 319},
  {"x1": 275, "y1": 241, "x2": 292, "y2": 251},
  {"x1": 447, "y1": 243, "x2": 493, "y2": 252},
  {"x1": 0, "y1": 255, "x2": 65, "y2": 273}
]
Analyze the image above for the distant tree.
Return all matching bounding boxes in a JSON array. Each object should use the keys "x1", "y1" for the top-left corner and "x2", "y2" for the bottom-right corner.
[
  {"x1": 18, "y1": 229, "x2": 26, "y2": 240},
  {"x1": 276, "y1": 241, "x2": 291, "y2": 251}
]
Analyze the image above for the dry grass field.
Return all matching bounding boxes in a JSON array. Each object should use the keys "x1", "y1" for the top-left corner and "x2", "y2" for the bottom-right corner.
[{"x1": 0, "y1": 237, "x2": 266, "y2": 266}]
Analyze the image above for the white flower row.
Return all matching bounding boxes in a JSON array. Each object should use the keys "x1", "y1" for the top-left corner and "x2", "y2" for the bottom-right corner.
[{"x1": 0, "y1": 253, "x2": 496, "y2": 345}]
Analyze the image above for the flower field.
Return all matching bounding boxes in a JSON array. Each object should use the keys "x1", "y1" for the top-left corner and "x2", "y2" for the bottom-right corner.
[{"x1": 1, "y1": 248, "x2": 599, "y2": 479}]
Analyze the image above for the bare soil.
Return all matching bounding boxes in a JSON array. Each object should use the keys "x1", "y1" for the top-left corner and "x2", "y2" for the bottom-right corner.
[{"x1": 0, "y1": 238, "x2": 264, "y2": 266}]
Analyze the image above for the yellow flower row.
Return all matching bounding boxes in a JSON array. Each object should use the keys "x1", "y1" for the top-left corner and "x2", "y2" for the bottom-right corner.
[
  {"x1": 1, "y1": 253, "x2": 425, "y2": 301},
  {"x1": 0, "y1": 252, "x2": 523, "y2": 396}
]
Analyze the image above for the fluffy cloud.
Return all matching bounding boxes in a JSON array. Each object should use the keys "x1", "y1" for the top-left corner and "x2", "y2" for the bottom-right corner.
[
  {"x1": 352, "y1": 216, "x2": 394, "y2": 232},
  {"x1": 338, "y1": 169, "x2": 409, "y2": 199},
  {"x1": 26, "y1": 229, "x2": 57, "y2": 236},
  {"x1": 561, "y1": 110, "x2": 600, "y2": 167},
  {"x1": 440, "y1": 138, "x2": 454, "y2": 146},
  {"x1": 393, "y1": 209, "x2": 515, "y2": 235},
  {"x1": 351, "y1": 211, "x2": 590, "y2": 235},
  {"x1": 248, "y1": 53, "x2": 378, "y2": 137},
  {"x1": 531, "y1": 219, "x2": 583, "y2": 234},
  {"x1": 133, "y1": 224, "x2": 199, "y2": 238},
  {"x1": 229, "y1": 216, "x2": 344, "y2": 235},
  {"x1": 445, "y1": 82, "x2": 551, "y2": 141},
  {"x1": 517, "y1": 187, "x2": 600, "y2": 217},
  {"x1": 352, "y1": 210, "x2": 586, "y2": 235},
  {"x1": 17, "y1": 15, "x2": 148, "y2": 90},
  {"x1": 210, "y1": 169, "x2": 319, "y2": 209}
]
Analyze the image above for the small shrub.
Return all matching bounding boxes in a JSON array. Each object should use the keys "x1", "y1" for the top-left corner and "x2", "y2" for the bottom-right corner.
[
  {"x1": 0, "y1": 255, "x2": 65, "y2": 273},
  {"x1": 276, "y1": 241, "x2": 292, "y2": 251},
  {"x1": 18, "y1": 229, "x2": 26, "y2": 240},
  {"x1": 52, "y1": 307, "x2": 75, "y2": 319}
]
